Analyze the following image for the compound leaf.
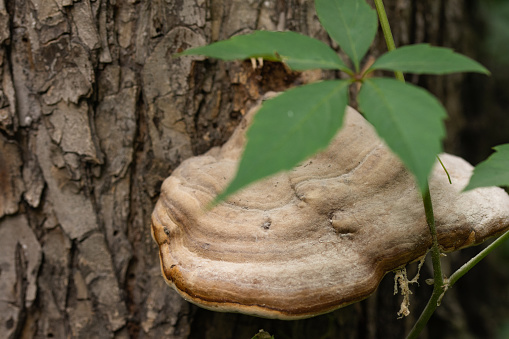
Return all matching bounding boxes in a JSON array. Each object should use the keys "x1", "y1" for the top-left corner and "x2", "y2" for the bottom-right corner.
[
  {"x1": 358, "y1": 78, "x2": 447, "y2": 193},
  {"x1": 464, "y1": 144, "x2": 509, "y2": 191},
  {"x1": 178, "y1": 30, "x2": 349, "y2": 72},
  {"x1": 371, "y1": 44, "x2": 490, "y2": 75},
  {"x1": 315, "y1": 0, "x2": 378, "y2": 71},
  {"x1": 216, "y1": 80, "x2": 350, "y2": 202}
]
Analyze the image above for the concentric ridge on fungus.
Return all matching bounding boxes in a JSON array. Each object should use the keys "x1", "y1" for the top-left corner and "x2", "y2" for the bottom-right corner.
[{"x1": 151, "y1": 103, "x2": 509, "y2": 320}]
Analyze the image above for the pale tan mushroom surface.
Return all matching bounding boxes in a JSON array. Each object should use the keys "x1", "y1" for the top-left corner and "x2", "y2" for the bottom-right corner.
[{"x1": 151, "y1": 102, "x2": 509, "y2": 320}]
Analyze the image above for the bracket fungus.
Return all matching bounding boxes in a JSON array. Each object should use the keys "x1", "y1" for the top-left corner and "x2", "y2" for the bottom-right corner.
[{"x1": 151, "y1": 100, "x2": 509, "y2": 320}]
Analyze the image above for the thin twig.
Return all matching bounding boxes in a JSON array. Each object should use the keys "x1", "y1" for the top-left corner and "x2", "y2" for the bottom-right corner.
[{"x1": 436, "y1": 155, "x2": 452, "y2": 184}]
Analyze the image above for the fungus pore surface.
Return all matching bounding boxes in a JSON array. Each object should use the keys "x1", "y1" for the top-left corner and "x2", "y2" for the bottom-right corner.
[{"x1": 151, "y1": 101, "x2": 509, "y2": 320}]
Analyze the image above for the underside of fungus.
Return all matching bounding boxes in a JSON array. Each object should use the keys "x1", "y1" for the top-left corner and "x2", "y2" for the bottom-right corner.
[{"x1": 151, "y1": 99, "x2": 509, "y2": 320}]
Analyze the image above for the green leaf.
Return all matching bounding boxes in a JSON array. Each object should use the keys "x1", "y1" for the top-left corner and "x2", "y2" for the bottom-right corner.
[
  {"x1": 315, "y1": 0, "x2": 378, "y2": 71},
  {"x1": 178, "y1": 30, "x2": 350, "y2": 72},
  {"x1": 464, "y1": 144, "x2": 509, "y2": 191},
  {"x1": 370, "y1": 44, "x2": 490, "y2": 75},
  {"x1": 358, "y1": 78, "x2": 447, "y2": 192},
  {"x1": 216, "y1": 80, "x2": 350, "y2": 202}
]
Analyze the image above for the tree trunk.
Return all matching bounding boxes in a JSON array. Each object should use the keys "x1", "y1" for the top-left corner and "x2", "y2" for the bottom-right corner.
[{"x1": 0, "y1": 1, "x2": 506, "y2": 338}]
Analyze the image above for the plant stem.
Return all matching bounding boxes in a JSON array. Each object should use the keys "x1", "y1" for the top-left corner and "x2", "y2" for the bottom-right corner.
[
  {"x1": 449, "y1": 229, "x2": 509, "y2": 287},
  {"x1": 436, "y1": 155, "x2": 452, "y2": 184},
  {"x1": 373, "y1": 1, "x2": 447, "y2": 338},
  {"x1": 406, "y1": 277, "x2": 444, "y2": 339},
  {"x1": 408, "y1": 227, "x2": 509, "y2": 339},
  {"x1": 406, "y1": 188, "x2": 446, "y2": 339},
  {"x1": 373, "y1": 0, "x2": 405, "y2": 82},
  {"x1": 421, "y1": 189, "x2": 444, "y2": 288}
]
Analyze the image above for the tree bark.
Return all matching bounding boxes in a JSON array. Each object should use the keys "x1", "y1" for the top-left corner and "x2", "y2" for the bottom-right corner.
[{"x1": 0, "y1": 1, "x2": 506, "y2": 338}]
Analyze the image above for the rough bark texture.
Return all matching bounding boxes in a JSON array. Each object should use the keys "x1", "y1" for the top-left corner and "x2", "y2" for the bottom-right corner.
[{"x1": 0, "y1": 1, "x2": 507, "y2": 339}]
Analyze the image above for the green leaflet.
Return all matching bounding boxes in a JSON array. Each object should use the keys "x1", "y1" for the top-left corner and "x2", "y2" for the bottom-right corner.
[
  {"x1": 358, "y1": 78, "x2": 447, "y2": 193},
  {"x1": 315, "y1": 0, "x2": 378, "y2": 72},
  {"x1": 216, "y1": 80, "x2": 350, "y2": 203},
  {"x1": 178, "y1": 30, "x2": 349, "y2": 72},
  {"x1": 370, "y1": 44, "x2": 490, "y2": 75},
  {"x1": 464, "y1": 144, "x2": 509, "y2": 191}
]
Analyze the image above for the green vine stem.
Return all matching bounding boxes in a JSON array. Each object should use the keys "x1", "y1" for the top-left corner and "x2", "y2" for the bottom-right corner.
[
  {"x1": 372, "y1": 0, "x2": 404, "y2": 82},
  {"x1": 449, "y1": 229, "x2": 509, "y2": 287},
  {"x1": 406, "y1": 188, "x2": 446, "y2": 339},
  {"x1": 408, "y1": 230, "x2": 509, "y2": 339},
  {"x1": 372, "y1": 0, "x2": 447, "y2": 337}
]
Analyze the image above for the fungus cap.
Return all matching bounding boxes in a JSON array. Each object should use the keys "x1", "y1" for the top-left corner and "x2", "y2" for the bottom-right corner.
[{"x1": 151, "y1": 102, "x2": 509, "y2": 320}]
